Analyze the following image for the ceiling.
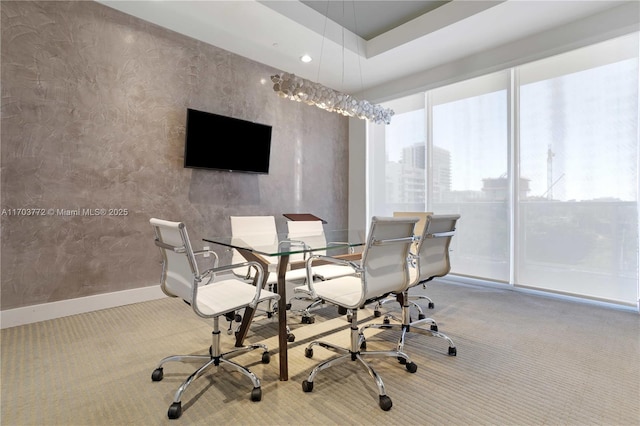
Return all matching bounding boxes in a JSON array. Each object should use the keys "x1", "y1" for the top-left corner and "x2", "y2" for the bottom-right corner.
[
  {"x1": 97, "y1": 1, "x2": 627, "y2": 95},
  {"x1": 299, "y1": 1, "x2": 451, "y2": 40}
]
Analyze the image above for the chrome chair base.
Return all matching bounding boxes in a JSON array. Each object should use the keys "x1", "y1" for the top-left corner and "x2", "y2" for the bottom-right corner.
[
  {"x1": 151, "y1": 317, "x2": 270, "y2": 419},
  {"x1": 301, "y1": 308, "x2": 417, "y2": 411},
  {"x1": 361, "y1": 291, "x2": 457, "y2": 356},
  {"x1": 374, "y1": 292, "x2": 434, "y2": 313}
]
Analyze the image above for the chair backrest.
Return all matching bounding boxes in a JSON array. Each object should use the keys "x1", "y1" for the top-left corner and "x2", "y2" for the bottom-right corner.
[
  {"x1": 230, "y1": 216, "x2": 279, "y2": 276},
  {"x1": 360, "y1": 216, "x2": 418, "y2": 301},
  {"x1": 413, "y1": 214, "x2": 460, "y2": 284},
  {"x1": 150, "y1": 218, "x2": 199, "y2": 303},
  {"x1": 286, "y1": 220, "x2": 327, "y2": 261},
  {"x1": 393, "y1": 211, "x2": 433, "y2": 237}
]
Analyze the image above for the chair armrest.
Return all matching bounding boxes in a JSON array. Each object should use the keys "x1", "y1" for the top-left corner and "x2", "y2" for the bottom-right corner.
[
  {"x1": 307, "y1": 254, "x2": 361, "y2": 270},
  {"x1": 280, "y1": 239, "x2": 309, "y2": 250},
  {"x1": 304, "y1": 254, "x2": 362, "y2": 298},
  {"x1": 193, "y1": 249, "x2": 219, "y2": 266},
  {"x1": 372, "y1": 236, "x2": 415, "y2": 246},
  {"x1": 326, "y1": 241, "x2": 357, "y2": 254},
  {"x1": 425, "y1": 230, "x2": 456, "y2": 239},
  {"x1": 195, "y1": 261, "x2": 269, "y2": 315},
  {"x1": 192, "y1": 250, "x2": 220, "y2": 285},
  {"x1": 281, "y1": 238, "x2": 311, "y2": 260}
]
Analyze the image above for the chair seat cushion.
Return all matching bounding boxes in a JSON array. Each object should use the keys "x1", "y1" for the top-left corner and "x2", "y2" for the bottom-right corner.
[
  {"x1": 267, "y1": 268, "x2": 308, "y2": 283},
  {"x1": 312, "y1": 264, "x2": 356, "y2": 280},
  {"x1": 196, "y1": 279, "x2": 279, "y2": 316},
  {"x1": 278, "y1": 264, "x2": 355, "y2": 287},
  {"x1": 310, "y1": 276, "x2": 363, "y2": 309},
  {"x1": 291, "y1": 264, "x2": 357, "y2": 300}
]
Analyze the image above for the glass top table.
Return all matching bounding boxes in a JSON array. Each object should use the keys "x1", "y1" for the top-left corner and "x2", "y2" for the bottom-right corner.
[
  {"x1": 204, "y1": 229, "x2": 365, "y2": 381},
  {"x1": 205, "y1": 229, "x2": 365, "y2": 257}
]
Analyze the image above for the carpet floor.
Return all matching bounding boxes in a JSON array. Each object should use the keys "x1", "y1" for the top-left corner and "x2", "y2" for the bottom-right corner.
[{"x1": 1, "y1": 280, "x2": 639, "y2": 425}]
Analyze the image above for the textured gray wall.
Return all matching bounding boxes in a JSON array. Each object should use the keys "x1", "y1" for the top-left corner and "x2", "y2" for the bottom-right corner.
[{"x1": 0, "y1": 1, "x2": 348, "y2": 311}]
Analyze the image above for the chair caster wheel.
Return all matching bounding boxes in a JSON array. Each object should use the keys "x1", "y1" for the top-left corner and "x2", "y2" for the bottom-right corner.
[
  {"x1": 167, "y1": 402, "x2": 182, "y2": 419},
  {"x1": 287, "y1": 333, "x2": 296, "y2": 342},
  {"x1": 337, "y1": 306, "x2": 348, "y2": 315},
  {"x1": 225, "y1": 312, "x2": 242, "y2": 322},
  {"x1": 151, "y1": 368, "x2": 163, "y2": 381},
  {"x1": 302, "y1": 380, "x2": 313, "y2": 392},
  {"x1": 374, "y1": 310, "x2": 381, "y2": 317},
  {"x1": 286, "y1": 303, "x2": 292, "y2": 310},
  {"x1": 305, "y1": 347, "x2": 313, "y2": 358},
  {"x1": 397, "y1": 356, "x2": 406, "y2": 364},
  {"x1": 428, "y1": 302, "x2": 435, "y2": 309},
  {"x1": 430, "y1": 324, "x2": 438, "y2": 332},
  {"x1": 448, "y1": 347, "x2": 457, "y2": 356},
  {"x1": 261, "y1": 351, "x2": 271, "y2": 364},
  {"x1": 405, "y1": 362, "x2": 418, "y2": 373},
  {"x1": 360, "y1": 341, "x2": 367, "y2": 350},
  {"x1": 227, "y1": 329, "x2": 234, "y2": 335},
  {"x1": 301, "y1": 316, "x2": 315, "y2": 324},
  {"x1": 418, "y1": 313, "x2": 426, "y2": 320},
  {"x1": 251, "y1": 387, "x2": 262, "y2": 402},
  {"x1": 379, "y1": 395, "x2": 392, "y2": 411}
]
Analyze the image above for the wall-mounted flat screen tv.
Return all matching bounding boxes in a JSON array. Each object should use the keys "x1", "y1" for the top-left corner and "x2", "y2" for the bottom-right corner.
[{"x1": 184, "y1": 108, "x2": 272, "y2": 174}]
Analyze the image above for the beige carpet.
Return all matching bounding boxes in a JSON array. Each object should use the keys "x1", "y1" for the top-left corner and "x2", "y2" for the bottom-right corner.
[{"x1": 1, "y1": 281, "x2": 639, "y2": 425}]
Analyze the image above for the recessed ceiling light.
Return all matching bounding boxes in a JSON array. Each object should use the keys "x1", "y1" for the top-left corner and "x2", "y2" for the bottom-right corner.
[{"x1": 300, "y1": 54, "x2": 312, "y2": 63}]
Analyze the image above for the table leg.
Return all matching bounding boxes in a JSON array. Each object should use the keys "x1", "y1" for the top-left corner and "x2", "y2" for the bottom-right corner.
[
  {"x1": 234, "y1": 302, "x2": 258, "y2": 347},
  {"x1": 232, "y1": 249, "x2": 289, "y2": 381},
  {"x1": 277, "y1": 254, "x2": 289, "y2": 381}
]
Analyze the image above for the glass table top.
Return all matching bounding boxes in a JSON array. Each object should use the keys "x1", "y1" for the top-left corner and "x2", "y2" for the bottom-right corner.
[{"x1": 204, "y1": 229, "x2": 366, "y2": 257}]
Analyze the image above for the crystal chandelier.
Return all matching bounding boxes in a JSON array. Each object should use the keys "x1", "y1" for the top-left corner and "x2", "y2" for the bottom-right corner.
[
  {"x1": 271, "y1": 72, "x2": 394, "y2": 124},
  {"x1": 270, "y1": 2, "x2": 394, "y2": 125}
]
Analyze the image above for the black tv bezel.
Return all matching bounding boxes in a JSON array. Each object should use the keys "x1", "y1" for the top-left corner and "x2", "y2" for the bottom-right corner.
[{"x1": 183, "y1": 108, "x2": 272, "y2": 174}]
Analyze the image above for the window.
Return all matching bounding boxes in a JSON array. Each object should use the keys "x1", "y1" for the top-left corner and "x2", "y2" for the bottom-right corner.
[
  {"x1": 517, "y1": 36, "x2": 639, "y2": 303},
  {"x1": 367, "y1": 33, "x2": 639, "y2": 306},
  {"x1": 368, "y1": 94, "x2": 426, "y2": 216},
  {"x1": 430, "y1": 72, "x2": 510, "y2": 282}
]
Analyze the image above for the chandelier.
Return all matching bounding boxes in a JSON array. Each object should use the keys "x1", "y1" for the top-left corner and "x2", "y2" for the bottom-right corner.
[
  {"x1": 271, "y1": 72, "x2": 394, "y2": 125},
  {"x1": 270, "y1": 2, "x2": 394, "y2": 125}
]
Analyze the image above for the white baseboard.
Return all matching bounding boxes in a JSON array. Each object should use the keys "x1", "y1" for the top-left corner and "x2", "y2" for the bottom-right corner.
[{"x1": 0, "y1": 285, "x2": 166, "y2": 329}]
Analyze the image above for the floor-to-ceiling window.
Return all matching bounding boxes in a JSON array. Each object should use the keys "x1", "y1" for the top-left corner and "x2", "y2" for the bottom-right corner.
[
  {"x1": 367, "y1": 33, "x2": 639, "y2": 307},
  {"x1": 368, "y1": 94, "x2": 426, "y2": 216},
  {"x1": 430, "y1": 72, "x2": 510, "y2": 281},
  {"x1": 517, "y1": 35, "x2": 639, "y2": 303}
]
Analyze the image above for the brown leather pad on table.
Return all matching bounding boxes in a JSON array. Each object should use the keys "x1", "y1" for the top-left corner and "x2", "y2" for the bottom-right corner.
[{"x1": 282, "y1": 213, "x2": 327, "y2": 223}]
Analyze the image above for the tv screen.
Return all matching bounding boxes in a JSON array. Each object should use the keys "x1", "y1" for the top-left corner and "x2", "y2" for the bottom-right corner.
[{"x1": 184, "y1": 108, "x2": 272, "y2": 174}]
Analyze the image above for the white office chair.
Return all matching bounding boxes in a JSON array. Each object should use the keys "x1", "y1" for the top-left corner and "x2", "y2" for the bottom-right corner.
[
  {"x1": 368, "y1": 211, "x2": 437, "y2": 325},
  {"x1": 389, "y1": 211, "x2": 436, "y2": 310},
  {"x1": 229, "y1": 215, "x2": 309, "y2": 340},
  {"x1": 285, "y1": 220, "x2": 357, "y2": 324},
  {"x1": 149, "y1": 218, "x2": 279, "y2": 420},
  {"x1": 301, "y1": 216, "x2": 419, "y2": 411},
  {"x1": 230, "y1": 215, "x2": 310, "y2": 286},
  {"x1": 359, "y1": 214, "x2": 460, "y2": 357}
]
